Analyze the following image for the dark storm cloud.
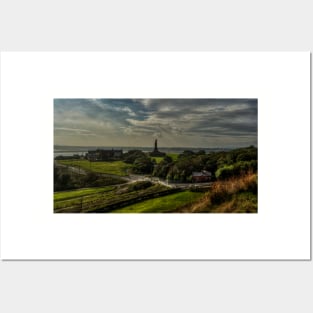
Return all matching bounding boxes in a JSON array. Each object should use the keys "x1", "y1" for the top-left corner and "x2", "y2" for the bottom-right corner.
[
  {"x1": 131, "y1": 98, "x2": 257, "y2": 138},
  {"x1": 54, "y1": 98, "x2": 257, "y2": 147}
]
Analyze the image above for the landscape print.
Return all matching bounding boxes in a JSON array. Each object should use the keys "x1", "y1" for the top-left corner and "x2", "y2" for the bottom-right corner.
[{"x1": 54, "y1": 99, "x2": 258, "y2": 213}]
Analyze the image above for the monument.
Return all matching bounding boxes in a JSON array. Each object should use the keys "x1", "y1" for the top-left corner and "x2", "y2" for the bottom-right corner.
[{"x1": 149, "y1": 139, "x2": 166, "y2": 157}]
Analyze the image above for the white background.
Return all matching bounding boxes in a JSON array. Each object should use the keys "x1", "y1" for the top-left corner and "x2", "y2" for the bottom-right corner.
[
  {"x1": 1, "y1": 52, "x2": 310, "y2": 260},
  {"x1": 0, "y1": 1, "x2": 312, "y2": 313}
]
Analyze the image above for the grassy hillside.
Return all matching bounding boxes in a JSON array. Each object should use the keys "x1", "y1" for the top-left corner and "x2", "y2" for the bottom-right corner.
[{"x1": 176, "y1": 173, "x2": 257, "y2": 213}]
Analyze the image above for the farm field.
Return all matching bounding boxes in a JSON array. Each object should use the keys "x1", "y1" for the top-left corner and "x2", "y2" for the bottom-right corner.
[
  {"x1": 113, "y1": 190, "x2": 204, "y2": 213},
  {"x1": 58, "y1": 159, "x2": 132, "y2": 176}
]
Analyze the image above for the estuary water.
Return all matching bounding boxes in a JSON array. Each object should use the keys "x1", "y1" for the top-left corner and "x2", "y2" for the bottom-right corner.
[{"x1": 54, "y1": 146, "x2": 230, "y2": 158}]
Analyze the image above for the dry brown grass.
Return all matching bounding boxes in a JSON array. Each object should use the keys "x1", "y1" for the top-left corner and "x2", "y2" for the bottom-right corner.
[
  {"x1": 178, "y1": 172, "x2": 257, "y2": 213},
  {"x1": 210, "y1": 172, "x2": 257, "y2": 202}
]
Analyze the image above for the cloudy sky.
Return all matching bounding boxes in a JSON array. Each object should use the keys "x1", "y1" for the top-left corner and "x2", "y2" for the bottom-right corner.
[{"x1": 54, "y1": 99, "x2": 257, "y2": 148}]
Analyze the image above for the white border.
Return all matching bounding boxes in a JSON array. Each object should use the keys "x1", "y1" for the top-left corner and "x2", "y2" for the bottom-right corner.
[{"x1": 0, "y1": 52, "x2": 310, "y2": 259}]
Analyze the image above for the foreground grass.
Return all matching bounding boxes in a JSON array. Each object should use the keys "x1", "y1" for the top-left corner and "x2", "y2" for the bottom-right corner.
[
  {"x1": 112, "y1": 190, "x2": 203, "y2": 213},
  {"x1": 58, "y1": 159, "x2": 132, "y2": 176}
]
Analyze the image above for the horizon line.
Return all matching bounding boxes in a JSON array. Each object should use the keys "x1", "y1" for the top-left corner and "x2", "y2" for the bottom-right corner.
[{"x1": 54, "y1": 144, "x2": 257, "y2": 149}]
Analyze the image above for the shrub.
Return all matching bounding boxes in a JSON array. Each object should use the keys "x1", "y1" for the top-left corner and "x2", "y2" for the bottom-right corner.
[
  {"x1": 215, "y1": 165, "x2": 235, "y2": 180},
  {"x1": 133, "y1": 156, "x2": 154, "y2": 174},
  {"x1": 127, "y1": 181, "x2": 153, "y2": 192}
]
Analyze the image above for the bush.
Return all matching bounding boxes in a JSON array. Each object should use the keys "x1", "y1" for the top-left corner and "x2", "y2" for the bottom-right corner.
[
  {"x1": 153, "y1": 159, "x2": 172, "y2": 178},
  {"x1": 127, "y1": 181, "x2": 153, "y2": 192},
  {"x1": 236, "y1": 151, "x2": 257, "y2": 162},
  {"x1": 215, "y1": 165, "x2": 235, "y2": 180},
  {"x1": 123, "y1": 150, "x2": 147, "y2": 164},
  {"x1": 133, "y1": 156, "x2": 154, "y2": 174}
]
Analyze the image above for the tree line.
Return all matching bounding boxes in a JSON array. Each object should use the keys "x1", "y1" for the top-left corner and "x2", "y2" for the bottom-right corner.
[{"x1": 123, "y1": 146, "x2": 258, "y2": 183}]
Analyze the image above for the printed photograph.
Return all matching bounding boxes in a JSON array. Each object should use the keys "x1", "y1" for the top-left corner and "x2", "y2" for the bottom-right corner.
[{"x1": 54, "y1": 99, "x2": 257, "y2": 213}]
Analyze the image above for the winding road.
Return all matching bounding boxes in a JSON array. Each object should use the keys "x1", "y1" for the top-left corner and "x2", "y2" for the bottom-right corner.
[{"x1": 54, "y1": 161, "x2": 212, "y2": 190}]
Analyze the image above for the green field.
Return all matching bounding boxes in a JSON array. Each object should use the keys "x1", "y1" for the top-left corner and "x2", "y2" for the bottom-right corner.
[
  {"x1": 113, "y1": 190, "x2": 203, "y2": 213},
  {"x1": 151, "y1": 157, "x2": 164, "y2": 164},
  {"x1": 58, "y1": 159, "x2": 132, "y2": 176},
  {"x1": 54, "y1": 186, "x2": 116, "y2": 202},
  {"x1": 54, "y1": 182, "x2": 172, "y2": 213},
  {"x1": 151, "y1": 153, "x2": 179, "y2": 164},
  {"x1": 167, "y1": 153, "x2": 179, "y2": 161}
]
